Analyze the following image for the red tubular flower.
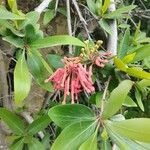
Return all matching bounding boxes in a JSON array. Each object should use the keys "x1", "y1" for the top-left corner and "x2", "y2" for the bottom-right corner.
[{"x1": 45, "y1": 57, "x2": 95, "y2": 104}]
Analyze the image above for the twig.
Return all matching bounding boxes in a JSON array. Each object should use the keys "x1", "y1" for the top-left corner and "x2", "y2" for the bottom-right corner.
[
  {"x1": 66, "y1": 0, "x2": 73, "y2": 54},
  {"x1": 35, "y1": 0, "x2": 53, "y2": 14},
  {"x1": 107, "y1": 0, "x2": 118, "y2": 56},
  {"x1": 72, "y1": 0, "x2": 92, "y2": 40},
  {"x1": 0, "y1": 49, "x2": 13, "y2": 110},
  {"x1": 100, "y1": 76, "x2": 111, "y2": 116},
  {"x1": 20, "y1": 112, "x2": 44, "y2": 139},
  {"x1": 54, "y1": 0, "x2": 59, "y2": 14}
]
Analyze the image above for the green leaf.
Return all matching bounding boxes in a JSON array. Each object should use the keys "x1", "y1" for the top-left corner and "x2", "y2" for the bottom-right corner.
[
  {"x1": 122, "y1": 53, "x2": 136, "y2": 64},
  {"x1": 51, "y1": 121, "x2": 96, "y2": 150},
  {"x1": 48, "y1": 104, "x2": 96, "y2": 128},
  {"x1": 126, "y1": 67, "x2": 150, "y2": 79},
  {"x1": 86, "y1": 0, "x2": 96, "y2": 14},
  {"x1": 144, "y1": 56, "x2": 150, "y2": 68},
  {"x1": 0, "y1": 108, "x2": 25, "y2": 135},
  {"x1": 79, "y1": 131, "x2": 97, "y2": 150},
  {"x1": 30, "y1": 35, "x2": 85, "y2": 49},
  {"x1": 28, "y1": 138, "x2": 45, "y2": 150},
  {"x1": 102, "y1": 80, "x2": 133, "y2": 119},
  {"x1": 135, "y1": 87, "x2": 144, "y2": 111},
  {"x1": 0, "y1": 6, "x2": 25, "y2": 20},
  {"x1": 98, "y1": 19, "x2": 112, "y2": 35},
  {"x1": 10, "y1": 138, "x2": 24, "y2": 150},
  {"x1": 137, "y1": 79, "x2": 150, "y2": 88},
  {"x1": 107, "y1": 118, "x2": 150, "y2": 143},
  {"x1": 47, "y1": 54, "x2": 64, "y2": 69},
  {"x1": 114, "y1": 57, "x2": 127, "y2": 72},
  {"x1": 118, "y1": 28, "x2": 130, "y2": 59},
  {"x1": 101, "y1": 140, "x2": 112, "y2": 150},
  {"x1": 132, "y1": 44, "x2": 150, "y2": 62},
  {"x1": 43, "y1": 9, "x2": 55, "y2": 25},
  {"x1": 27, "y1": 115, "x2": 51, "y2": 135},
  {"x1": 106, "y1": 122, "x2": 149, "y2": 150},
  {"x1": 2, "y1": 35, "x2": 24, "y2": 48},
  {"x1": 101, "y1": 0, "x2": 110, "y2": 15},
  {"x1": 103, "y1": 5, "x2": 136, "y2": 19},
  {"x1": 123, "y1": 96, "x2": 137, "y2": 107},
  {"x1": 14, "y1": 51, "x2": 31, "y2": 104},
  {"x1": 27, "y1": 51, "x2": 53, "y2": 92}
]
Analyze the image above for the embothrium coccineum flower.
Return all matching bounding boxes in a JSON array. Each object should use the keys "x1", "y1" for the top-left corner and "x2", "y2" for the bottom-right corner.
[{"x1": 45, "y1": 56, "x2": 95, "y2": 104}]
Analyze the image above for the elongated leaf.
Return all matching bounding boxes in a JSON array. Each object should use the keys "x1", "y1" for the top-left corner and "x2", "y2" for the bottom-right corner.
[
  {"x1": 118, "y1": 28, "x2": 130, "y2": 59},
  {"x1": 51, "y1": 121, "x2": 96, "y2": 150},
  {"x1": 106, "y1": 122, "x2": 149, "y2": 150},
  {"x1": 122, "y1": 53, "x2": 136, "y2": 64},
  {"x1": 101, "y1": 140, "x2": 112, "y2": 150},
  {"x1": 98, "y1": 19, "x2": 112, "y2": 35},
  {"x1": 123, "y1": 96, "x2": 137, "y2": 107},
  {"x1": 0, "y1": 6, "x2": 25, "y2": 20},
  {"x1": 0, "y1": 108, "x2": 25, "y2": 134},
  {"x1": 102, "y1": 80, "x2": 133, "y2": 119},
  {"x1": 101, "y1": 0, "x2": 110, "y2": 15},
  {"x1": 14, "y1": 51, "x2": 31, "y2": 104},
  {"x1": 135, "y1": 87, "x2": 144, "y2": 111},
  {"x1": 137, "y1": 79, "x2": 150, "y2": 88},
  {"x1": 114, "y1": 57, "x2": 127, "y2": 72},
  {"x1": 30, "y1": 35, "x2": 85, "y2": 49},
  {"x1": 10, "y1": 138, "x2": 24, "y2": 150},
  {"x1": 103, "y1": 5, "x2": 136, "y2": 19},
  {"x1": 2, "y1": 35, "x2": 24, "y2": 48},
  {"x1": 27, "y1": 115, "x2": 51, "y2": 135},
  {"x1": 86, "y1": 0, "x2": 96, "y2": 14},
  {"x1": 79, "y1": 131, "x2": 97, "y2": 150},
  {"x1": 132, "y1": 44, "x2": 150, "y2": 62},
  {"x1": 126, "y1": 67, "x2": 150, "y2": 79},
  {"x1": 107, "y1": 118, "x2": 150, "y2": 143},
  {"x1": 28, "y1": 138, "x2": 45, "y2": 150},
  {"x1": 47, "y1": 54, "x2": 64, "y2": 69},
  {"x1": 27, "y1": 51, "x2": 53, "y2": 92},
  {"x1": 48, "y1": 104, "x2": 96, "y2": 128},
  {"x1": 43, "y1": 9, "x2": 55, "y2": 25}
]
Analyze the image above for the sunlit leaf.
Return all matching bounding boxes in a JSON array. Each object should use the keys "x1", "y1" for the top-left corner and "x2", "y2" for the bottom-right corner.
[
  {"x1": 14, "y1": 51, "x2": 31, "y2": 104},
  {"x1": 102, "y1": 80, "x2": 133, "y2": 119},
  {"x1": 107, "y1": 118, "x2": 150, "y2": 143},
  {"x1": 123, "y1": 96, "x2": 137, "y2": 107},
  {"x1": 48, "y1": 104, "x2": 96, "y2": 128},
  {"x1": 28, "y1": 138, "x2": 45, "y2": 150},
  {"x1": 114, "y1": 57, "x2": 127, "y2": 72},
  {"x1": 51, "y1": 121, "x2": 96, "y2": 150},
  {"x1": 79, "y1": 131, "x2": 97, "y2": 150},
  {"x1": 43, "y1": 9, "x2": 55, "y2": 25},
  {"x1": 122, "y1": 53, "x2": 136, "y2": 64},
  {"x1": 10, "y1": 138, "x2": 24, "y2": 150},
  {"x1": 0, "y1": 108, "x2": 25, "y2": 134},
  {"x1": 101, "y1": 0, "x2": 110, "y2": 15},
  {"x1": 30, "y1": 35, "x2": 85, "y2": 49}
]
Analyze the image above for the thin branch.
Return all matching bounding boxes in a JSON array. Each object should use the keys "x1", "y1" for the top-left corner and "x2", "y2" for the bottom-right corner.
[
  {"x1": 66, "y1": 0, "x2": 73, "y2": 54},
  {"x1": 100, "y1": 76, "x2": 111, "y2": 116},
  {"x1": 0, "y1": 49, "x2": 13, "y2": 110},
  {"x1": 35, "y1": 0, "x2": 53, "y2": 14},
  {"x1": 107, "y1": 0, "x2": 118, "y2": 56},
  {"x1": 72, "y1": 0, "x2": 92, "y2": 40}
]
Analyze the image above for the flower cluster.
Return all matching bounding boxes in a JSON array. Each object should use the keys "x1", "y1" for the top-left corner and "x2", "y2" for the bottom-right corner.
[
  {"x1": 45, "y1": 57, "x2": 95, "y2": 104},
  {"x1": 45, "y1": 40, "x2": 111, "y2": 104}
]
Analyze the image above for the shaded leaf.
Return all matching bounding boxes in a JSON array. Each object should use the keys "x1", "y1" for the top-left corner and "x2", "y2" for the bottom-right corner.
[
  {"x1": 43, "y1": 9, "x2": 55, "y2": 25},
  {"x1": 137, "y1": 79, "x2": 150, "y2": 88},
  {"x1": 48, "y1": 104, "x2": 96, "y2": 128},
  {"x1": 51, "y1": 121, "x2": 96, "y2": 150},
  {"x1": 0, "y1": 108, "x2": 25, "y2": 135},
  {"x1": 47, "y1": 54, "x2": 64, "y2": 69},
  {"x1": 27, "y1": 115, "x2": 51, "y2": 135},
  {"x1": 28, "y1": 138, "x2": 45, "y2": 150},
  {"x1": 14, "y1": 51, "x2": 31, "y2": 104},
  {"x1": 10, "y1": 138, "x2": 24, "y2": 150},
  {"x1": 102, "y1": 80, "x2": 133, "y2": 119},
  {"x1": 98, "y1": 19, "x2": 112, "y2": 35},
  {"x1": 118, "y1": 28, "x2": 130, "y2": 59},
  {"x1": 30, "y1": 35, "x2": 85, "y2": 49},
  {"x1": 86, "y1": 0, "x2": 96, "y2": 14}
]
